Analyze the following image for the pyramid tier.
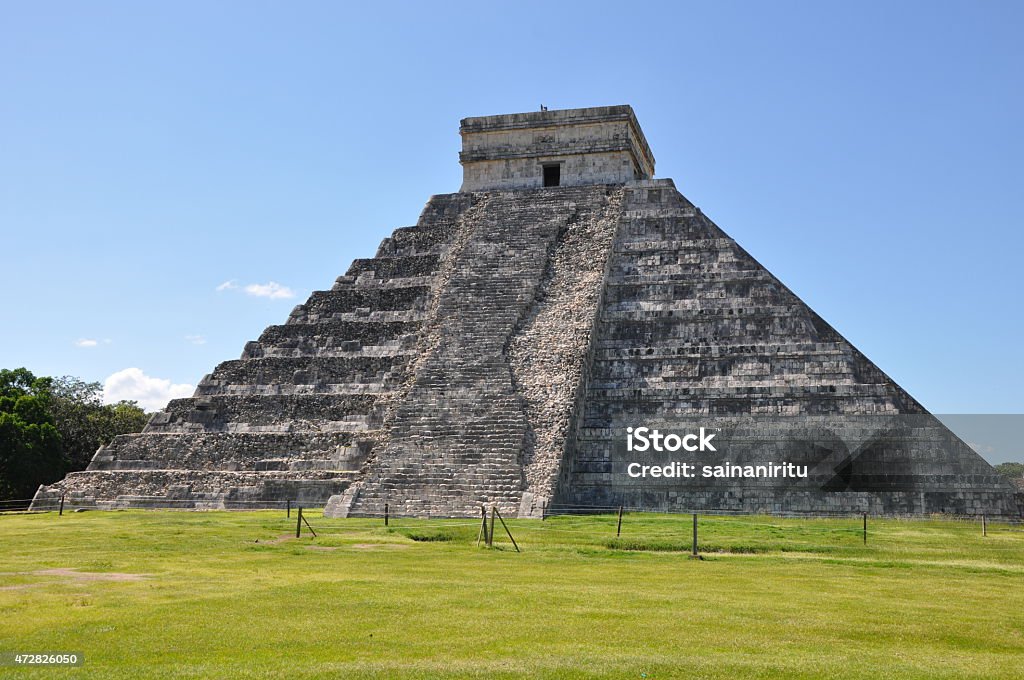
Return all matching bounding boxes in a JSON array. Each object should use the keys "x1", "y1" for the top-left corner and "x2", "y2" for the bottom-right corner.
[
  {"x1": 88, "y1": 432, "x2": 368, "y2": 471},
  {"x1": 33, "y1": 469, "x2": 355, "y2": 510}
]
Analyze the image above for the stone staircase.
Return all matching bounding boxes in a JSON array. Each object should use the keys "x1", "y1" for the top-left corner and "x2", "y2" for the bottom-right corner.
[{"x1": 342, "y1": 185, "x2": 621, "y2": 517}]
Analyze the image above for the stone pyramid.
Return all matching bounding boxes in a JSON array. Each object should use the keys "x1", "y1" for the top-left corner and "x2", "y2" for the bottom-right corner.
[{"x1": 34, "y1": 106, "x2": 1020, "y2": 517}]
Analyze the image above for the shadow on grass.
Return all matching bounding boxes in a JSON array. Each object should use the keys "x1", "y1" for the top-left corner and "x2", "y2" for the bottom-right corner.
[{"x1": 604, "y1": 537, "x2": 847, "y2": 554}]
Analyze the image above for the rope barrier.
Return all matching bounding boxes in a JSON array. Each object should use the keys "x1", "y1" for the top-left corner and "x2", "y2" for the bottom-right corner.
[{"x1": 2, "y1": 497, "x2": 1021, "y2": 526}]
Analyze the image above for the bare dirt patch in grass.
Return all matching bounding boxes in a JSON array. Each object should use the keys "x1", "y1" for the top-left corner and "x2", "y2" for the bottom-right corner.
[
  {"x1": 254, "y1": 533, "x2": 296, "y2": 545},
  {"x1": 1, "y1": 568, "x2": 151, "y2": 590},
  {"x1": 34, "y1": 568, "x2": 149, "y2": 582}
]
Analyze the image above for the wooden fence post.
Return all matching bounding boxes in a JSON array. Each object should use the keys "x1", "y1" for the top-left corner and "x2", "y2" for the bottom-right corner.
[
  {"x1": 488, "y1": 506, "x2": 496, "y2": 548},
  {"x1": 692, "y1": 513, "x2": 698, "y2": 557},
  {"x1": 982, "y1": 514, "x2": 987, "y2": 537},
  {"x1": 494, "y1": 508, "x2": 521, "y2": 553},
  {"x1": 385, "y1": 503, "x2": 389, "y2": 527},
  {"x1": 863, "y1": 512, "x2": 867, "y2": 545},
  {"x1": 59, "y1": 494, "x2": 65, "y2": 516},
  {"x1": 477, "y1": 506, "x2": 488, "y2": 547},
  {"x1": 616, "y1": 505, "x2": 623, "y2": 537},
  {"x1": 301, "y1": 510, "x2": 317, "y2": 538},
  {"x1": 296, "y1": 507, "x2": 303, "y2": 538},
  {"x1": 286, "y1": 499, "x2": 291, "y2": 518}
]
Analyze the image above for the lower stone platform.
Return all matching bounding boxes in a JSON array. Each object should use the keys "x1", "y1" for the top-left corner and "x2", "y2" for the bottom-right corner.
[{"x1": 31, "y1": 470, "x2": 354, "y2": 511}]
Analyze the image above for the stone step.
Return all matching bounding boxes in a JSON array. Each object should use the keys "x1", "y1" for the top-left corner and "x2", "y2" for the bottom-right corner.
[
  {"x1": 201, "y1": 355, "x2": 409, "y2": 389},
  {"x1": 346, "y1": 253, "x2": 441, "y2": 280},
  {"x1": 152, "y1": 394, "x2": 380, "y2": 432},
  {"x1": 249, "y1": 321, "x2": 421, "y2": 356},
  {"x1": 90, "y1": 431, "x2": 370, "y2": 471}
]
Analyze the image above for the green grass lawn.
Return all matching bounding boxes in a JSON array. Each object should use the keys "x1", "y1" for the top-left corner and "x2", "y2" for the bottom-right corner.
[{"x1": 1, "y1": 510, "x2": 1022, "y2": 679}]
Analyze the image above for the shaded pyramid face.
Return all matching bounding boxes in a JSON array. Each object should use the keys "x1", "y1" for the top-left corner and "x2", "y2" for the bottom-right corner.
[
  {"x1": 555, "y1": 183, "x2": 1016, "y2": 516},
  {"x1": 33, "y1": 106, "x2": 1019, "y2": 517}
]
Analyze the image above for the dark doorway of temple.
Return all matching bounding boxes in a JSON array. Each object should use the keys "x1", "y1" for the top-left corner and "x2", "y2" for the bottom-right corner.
[{"x1": 543, "y1": 164, "x2": 560, "y2": 187}]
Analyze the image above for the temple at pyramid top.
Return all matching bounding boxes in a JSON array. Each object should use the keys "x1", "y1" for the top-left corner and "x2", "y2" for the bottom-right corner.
[{"x1": 459, "y1": 105, "x2": 656, "y2": 191}]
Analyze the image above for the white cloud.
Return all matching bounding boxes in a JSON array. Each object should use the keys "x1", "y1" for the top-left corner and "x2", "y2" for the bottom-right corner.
[
  {"x1": 185, "y1": 334, "x2": 207, "y2": 345},
  {"x1": 243, "y1": 281, "x2": 295, "y2": 299},
  {"x1": 103, "y1": 368, "x2": 194, "y2": 412},
  {"x1": 216, "y1": 279, "x2": 295, "y2": 300},
  {"x1": 74, "y1": 338, "x2": 98, "y2": 348}
]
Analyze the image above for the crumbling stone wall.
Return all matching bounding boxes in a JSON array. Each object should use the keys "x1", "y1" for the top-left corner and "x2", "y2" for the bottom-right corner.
[{"x1": 508, "y1": 187, "x2": 624, "y2": 516}]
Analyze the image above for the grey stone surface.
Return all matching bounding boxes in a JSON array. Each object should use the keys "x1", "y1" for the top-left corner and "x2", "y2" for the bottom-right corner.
[{"x1": 460, "y1": 105, "x2": 654, "y2": 191}]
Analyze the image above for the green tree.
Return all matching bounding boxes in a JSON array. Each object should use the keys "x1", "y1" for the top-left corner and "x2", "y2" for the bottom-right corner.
[
  {"x1": 102, "y1": 400, "x2": 150, "y2": 440},
  {"x1": 995, "y1": 462, "x2": 1024, "y2": 481},
  {"x1": 0, "y1": 367, "x2": 51, "y2": 398},
  {"x1": 0, "y1": 369, "x2": 64, "y2": 502},
  {"x1": 47, "y1": 376, "x2": 104, "y2": 471},
  {"x1": 48, "y1": 376, "x2": 150, "y2": 471},
  {"x1": 0, "y1": 368, "x2": 151, "y2": 504}
]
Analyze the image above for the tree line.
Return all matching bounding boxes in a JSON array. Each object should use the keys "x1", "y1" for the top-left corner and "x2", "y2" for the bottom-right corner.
[
  {"x1": 995, "y1": 462, "x2": 1024, "y2": 489},
  {"x1": 0, "y1": 367, "x2": 149, "y2": 505}
]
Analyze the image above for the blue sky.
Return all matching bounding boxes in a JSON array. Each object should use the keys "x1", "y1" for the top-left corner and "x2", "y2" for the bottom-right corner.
[{"x1": 1, "y1": 1, "x2": 1022, "y2": 417}]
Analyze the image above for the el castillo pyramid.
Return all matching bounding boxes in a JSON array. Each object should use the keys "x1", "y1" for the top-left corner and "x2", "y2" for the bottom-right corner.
[{"x1": 34, "y1": 106, "x2": 1020, "y2": 517}]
